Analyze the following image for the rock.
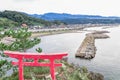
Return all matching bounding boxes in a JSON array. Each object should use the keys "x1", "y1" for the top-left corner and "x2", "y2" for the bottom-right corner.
[
  {"x1": 85, "y1": 54, "x2": 91, "y2": 59},
  {"x1": 91, "y1": 54, "x2": 95, "y2": 58},
  {"x1": 62, "y1": 57, "x2": 68, "y2": 62},
  {"x1": 88, "y1": 71, "x2": 104, "y2": 80},
  {"x1": 93, "y1": 31, "x2": 110, "y2": 34},
  {"x1": 76, "y1": 53, "x2": 86, "y2": 57}
]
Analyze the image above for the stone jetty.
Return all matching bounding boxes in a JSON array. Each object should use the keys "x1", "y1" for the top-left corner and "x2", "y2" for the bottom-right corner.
[{"x1": 75, "y1": 31, "x2": 109, "y2": 59}]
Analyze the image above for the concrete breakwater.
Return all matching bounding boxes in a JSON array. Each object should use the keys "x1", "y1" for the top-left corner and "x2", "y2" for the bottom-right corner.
[{"x1": 75, "y1": 31, "x2": 109, "y2": 59}]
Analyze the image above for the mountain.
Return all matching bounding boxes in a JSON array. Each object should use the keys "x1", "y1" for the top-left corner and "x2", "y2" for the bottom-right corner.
[
  {"x1": 30, "y1": 13, "x2": 120, "y2": 24},
  {"x1": 30, "y1": 13, "x2": 104, "y2": 20},
  {"x1": 0, "y1": 10, "x2": 55, "y2": 27},
  {"x1": 1, "y1": 11, "x2": 120, "y2": 28},
  {"x1": 30, "y1": 13, "x2": 120, "y2": 20}
]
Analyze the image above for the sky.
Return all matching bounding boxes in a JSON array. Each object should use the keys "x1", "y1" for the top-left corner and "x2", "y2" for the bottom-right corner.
[{"x1": 0, "y1": 0, "x2": 120, "y2": 16}]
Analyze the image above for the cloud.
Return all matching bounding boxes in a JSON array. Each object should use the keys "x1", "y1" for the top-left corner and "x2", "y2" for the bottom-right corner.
[
  {"x1": 0, "y1": 0, "x2": 120, "y2": 16},
  {"x1": 12, "y1": 0, "x2": 36, "y2": 2}
]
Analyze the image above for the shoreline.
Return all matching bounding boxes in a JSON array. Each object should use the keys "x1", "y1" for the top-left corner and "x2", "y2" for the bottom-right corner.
[
  {"x1": 31, "y1": 24, "x2": 119, "y2": 38},
  {"x1": 31, "y1": 29, "x2": 81, "y2": 38}
]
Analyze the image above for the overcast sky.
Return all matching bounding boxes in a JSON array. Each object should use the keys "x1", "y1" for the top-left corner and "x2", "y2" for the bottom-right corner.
[{"x1": 0, "y1": 0, "x2": 120, "y2": 16}]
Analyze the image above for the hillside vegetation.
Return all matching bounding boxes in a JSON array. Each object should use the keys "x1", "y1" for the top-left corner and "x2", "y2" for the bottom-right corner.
[
  {"x1": 0, "y1": 10, "x2": 59, "y2": 28},
  {"x1": 0, "y1": 18, "x2": 18, "y2": 29}
]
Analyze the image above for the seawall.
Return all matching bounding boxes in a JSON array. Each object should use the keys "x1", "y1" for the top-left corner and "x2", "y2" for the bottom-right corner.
[{"x1": 75, "y1": 31, "x2": 109, "y2": 59}]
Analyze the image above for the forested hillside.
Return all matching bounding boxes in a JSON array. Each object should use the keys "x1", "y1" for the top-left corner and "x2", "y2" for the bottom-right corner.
[
  {"x1": 0, "y1": 18, "x2": 18, "y2": 29},
  {"x1": 0, "y1": 10, "x2": 57, "y2": 28}
]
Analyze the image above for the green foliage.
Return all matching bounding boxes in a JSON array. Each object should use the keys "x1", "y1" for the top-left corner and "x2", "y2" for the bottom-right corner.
[
  {"x1": 0, "y1": 60, "x2": 12, "y2": 77},
  {"x1": 0, "y1": 28, "x2": 42, "y2": 79},
  {"x1": 0, "y1": 10, "x2": 53, "y2": 27},
  {"x1": 3, "y1": 28, "x2": 41, "y2": 52},
  {"x1": 4, "y1": 66, "x2": 49, "y2": 80},
  {"x1": 56, "y1": 63, "x2": 89, "y2": 80},
  {"x1": 36, "y1": 47, "x2": 42, "y2": 53},
  {"x1": 0, "y1": 60, "x2": 7, "y2": 68},
  {"x1": 0, "y1": 43, "x2": 9, "y2": 51},
  {"x1": 2, "y1": 72, "x2": 18, "y2": 80},
  {"x1": 0, "y1": 18, "x2": 18, "y2": 28},
  {"x1": 24, "y1": 66, "x2": 49, "y2": 75}
]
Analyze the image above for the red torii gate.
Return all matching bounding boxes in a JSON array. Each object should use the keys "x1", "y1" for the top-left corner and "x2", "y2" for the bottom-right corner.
[{"x1": 4, "y1": 51, "x2": 68, "y2": 80}]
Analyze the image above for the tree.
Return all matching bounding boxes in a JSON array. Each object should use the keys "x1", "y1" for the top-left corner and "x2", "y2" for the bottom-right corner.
[
  {"x1": 0, "y1": 10, "x2": 54, "y2": 27},
  {"x1": 0, "y1": 28, "x2": 42, "y2": 79}
]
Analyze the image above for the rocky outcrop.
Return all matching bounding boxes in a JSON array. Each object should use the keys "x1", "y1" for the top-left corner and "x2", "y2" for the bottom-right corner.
[
  {"x1": 75, "y1": 31, "x2": 109, "y2": 59},
  {"x1": 88, "y1": 71, "x2": 104, "y2": 80}
]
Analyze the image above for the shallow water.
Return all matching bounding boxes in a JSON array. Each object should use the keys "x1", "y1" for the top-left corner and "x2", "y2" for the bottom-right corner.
[{"x1": 27, "y1": 26, "x2": 120, "y2": 80}]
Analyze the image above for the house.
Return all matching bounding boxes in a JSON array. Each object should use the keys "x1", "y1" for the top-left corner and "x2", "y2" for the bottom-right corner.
[{"x1": 21, "y1": 23, "x2": 28, "y2": 28}]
